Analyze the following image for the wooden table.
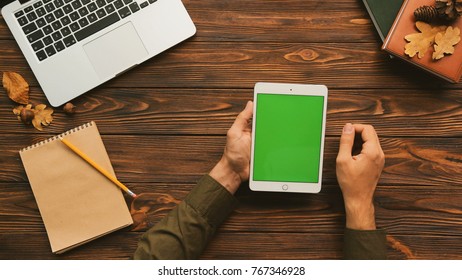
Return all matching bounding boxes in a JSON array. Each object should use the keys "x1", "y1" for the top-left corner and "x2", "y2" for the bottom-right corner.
[{"x1": 1, "y1": 0, "x2": 461, "y2": 260}]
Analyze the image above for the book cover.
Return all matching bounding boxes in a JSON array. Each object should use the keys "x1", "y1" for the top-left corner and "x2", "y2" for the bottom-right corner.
[
  {"x1": 19, "y1": 122, "x2": 133, "y2": 254},
  {"x1": 362, "y1": 0, "x2": 404, "y2": 40},
  {"x1": 382, "y1": 0, "x2": 462, "y2": 83}
]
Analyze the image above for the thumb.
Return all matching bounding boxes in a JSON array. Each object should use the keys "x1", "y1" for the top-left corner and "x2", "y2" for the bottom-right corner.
[{"x1": 337, "y1": 123, "x2": 355, "y2": 160}]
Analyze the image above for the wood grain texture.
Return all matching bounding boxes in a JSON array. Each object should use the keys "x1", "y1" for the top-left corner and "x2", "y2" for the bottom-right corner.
[
  {"x1": 1, "y1": 231, "x2": 462, "y2": 260},
  {"x1": 1, "y1": 40, "x2": 462, "y2": 89},
  {"x1": 0, "y1": 135, "x2": 461, "y2": 186},
  {"x1": 0, "y1": 88, "x2": 461, "y2": 136},
  {"x1": 2, "y1": 183, "x2": 462, "y2": 239}
]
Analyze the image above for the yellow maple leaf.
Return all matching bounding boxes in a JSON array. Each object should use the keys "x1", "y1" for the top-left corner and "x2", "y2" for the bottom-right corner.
[
  {"x1": 404, "y1": 21, "x2": 446, "y2": 59},
  {"x1": 32, "y1": 104, "x2": 54, "y2": 131},
  {"x1": 433, "y1": 26, "x2": 461, "y2": 60}
]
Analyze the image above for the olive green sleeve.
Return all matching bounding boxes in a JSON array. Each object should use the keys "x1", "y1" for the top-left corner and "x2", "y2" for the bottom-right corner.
[
  {"x1": 133, "y1": 175, "x2": 238, "y2": 260},
  {"x1": 343, "y1": 228, "x2": 387, "y2": 259}
]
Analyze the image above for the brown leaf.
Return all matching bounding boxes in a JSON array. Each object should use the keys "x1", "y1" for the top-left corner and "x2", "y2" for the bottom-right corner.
[
  {"x1": 31, "y1": 104, "x2": 53, "y2": 131},
  {"x1": 433, "y1": 26, "x2": 461, "y2": 60},
  {"x1": 405, "y1": 21, "x2": 446, "y2": 58},
  {"x1": 2, "y1": 72, "x2": 29, "y2": 104}
]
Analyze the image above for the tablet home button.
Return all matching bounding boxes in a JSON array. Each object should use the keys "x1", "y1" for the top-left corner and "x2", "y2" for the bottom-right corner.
[{"x1": 282, "y1": 184, "x2": 288, "y2": 191}]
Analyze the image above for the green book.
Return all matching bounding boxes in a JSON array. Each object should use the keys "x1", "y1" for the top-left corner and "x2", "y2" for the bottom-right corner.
[{"x1": 362, "y1": 0, "x2": 404, "y2": 41}]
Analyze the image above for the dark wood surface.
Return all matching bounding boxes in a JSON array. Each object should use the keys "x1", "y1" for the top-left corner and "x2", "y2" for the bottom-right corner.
[{"x1": 1, "y1": 0, "x2": 461, "y2": 260}]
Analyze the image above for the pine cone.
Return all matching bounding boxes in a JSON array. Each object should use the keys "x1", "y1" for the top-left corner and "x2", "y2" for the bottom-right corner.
[
  {"x1": 455, "y1": 0, "x2": 462, "y2": 13},
  {"x1": 435, "y1": 0, "x2": 461, "y2": 21},
  {"x1": 414, "y1": 5, "x2": 438, "y2": 22}
]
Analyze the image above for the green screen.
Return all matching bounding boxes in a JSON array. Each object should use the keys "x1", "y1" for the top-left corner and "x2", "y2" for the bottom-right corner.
[{"x1": 253, "y1": 93, "x2": 325, "y2": 183}]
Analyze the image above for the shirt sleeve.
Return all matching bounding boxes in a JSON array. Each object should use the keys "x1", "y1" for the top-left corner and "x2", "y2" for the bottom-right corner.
[
  {"x1": 133, "y1": 174, "x2": 238, "y2": 260},
  {"x1": 343, "y1": 228, "x2": 387, "y2": 259}
]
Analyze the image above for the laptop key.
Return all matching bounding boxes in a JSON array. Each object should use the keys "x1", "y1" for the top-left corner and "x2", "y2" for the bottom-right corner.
[
  {"x1": 78, "y1": 6, "x2": 89, "y2": 17},
  {"x1": 61, "y1": 26, "x2": 71, "y2": 36},
  {"x1": 25, "y1": 6, "x2": 34, "y2": 13},
  {"x1": 82, "y1": 0, "x2": 91, "y2": 4},
  {"x1": 54, "y1": 8, "x2": 65, "y2": 18},
  {"x1": 18, "y1": 16, "x2": 28, "y2": 26},
  {"x1": 27, "y1": 11, "x2": 38, "y2": 21},
  {"x1": 32, "y1": 40, "x2": 45, "y2": 51},
  {"x1": 45, "y1": 3, "x2": 55, "y2": 12},
  {"x1": 45, "y1": 45, "x2": 57, "y2": 56},
  {"x1": 54, "y1": 0, "x2": 65, "y2": 7},
  {"x1": 34, "y1": 1, "x2": 44, "y2": 8},
  {"x1": 63, "y1": 4, "x2": 73, "y2": 14},
  {"x1": 52, "y1": 31, "x2": 62, "y2": 41},
  {"x1": 70, "y1": 22, "x2": 80, "y2": 31},
  {"x1": 54, "y1": 41, "x2": 65, "y2": 52},
  {"x1": 118, "y1": 7, "x2": 131, "y2": 18},
  {"x1": 27, "y1": 29, "x2": 45, "y2": 43},
  {"x1": 43, "y1": 25, "x2": 54, "y2": 35},
  {"x1": 105, "y1": 4, "x2": 115, "y2": 13},
  {"x1": 113, "y1": 0, "x2": 123, "y2": 9},
  {"x1": 63, "y1": 35, "x2": 77, "y2": 47},
  {"x1": 15, "y1": 11, "x2": 24, "y2": 18},
  {"x1": 75, "y1": 12, "x2": 120, "y2": 41},
  {"x1": 45, "y1": 14, "x2": 56, "y2": 23},
  {"x1": 36, "y1": 50, "x2": 47, "y2": 61},
  {"x1": 88, "y1": 2, "x2": 97, "y2": 12},
  {"x1": 123, "y1": 0, "x2": 133, "y2": 4},
  {"x1": 61, "y1": 16, "x2": 71, "y2": 26},
  {"x1": 36, "y1": 18, "x2": 47, "y2": 28},
  {"x1": 22, "y1": 22, "x2": 37, "y2": 34},
  {"x1": 78, "y1": 17, "x2": 89, "y2": 27},
  {"x1": 96, "y1": 8, "x2": 106, "y2": 18},
  {"x1": 88, "y1": 13, "x2": 98, "y2": 23},
  {"x1": 71, "y1": 0, "x2": 82, "y2": 9},
  {"x1": 148, "y1": 0, "x2": 156, "y2": 3},
  {"x1": 36, "y1": 7, "x2": 47, "y2": 17},
  {"x1": 140, "y1": 1, "x2": 148, "y2": 8},
  {"x1": 69, "y1": 11, "x2": 79, "y2": 21},
  {"x1": 96, "y1": 0, "x2": 106, "y2": 8},
  {"x1": 52, "y1": 20, "x2": 62, "y2": 30},
  {"x1": 43, "y1": 35, "x2": 53, "y2": 45},
  {"x1": 129, "y1": 2, "x2": 139, "y2": 13}
]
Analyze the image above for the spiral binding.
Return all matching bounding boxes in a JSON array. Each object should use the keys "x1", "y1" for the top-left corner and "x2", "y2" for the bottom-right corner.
[{"x1": 19, "y1": 122, "x2": 95, "y2": 153}]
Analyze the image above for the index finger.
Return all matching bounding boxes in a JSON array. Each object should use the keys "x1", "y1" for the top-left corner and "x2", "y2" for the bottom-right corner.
[
  {"x1": 231, "y1": 101, "x2": 253, "y2": 131},
  {"x1": 353, "y1": 124, "x2": 382, "y2": 154}
]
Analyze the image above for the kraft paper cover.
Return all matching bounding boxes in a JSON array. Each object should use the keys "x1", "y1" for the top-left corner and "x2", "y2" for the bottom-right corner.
[{"x1": 19, "y1": 122, "x2": 133, "y2": 254}]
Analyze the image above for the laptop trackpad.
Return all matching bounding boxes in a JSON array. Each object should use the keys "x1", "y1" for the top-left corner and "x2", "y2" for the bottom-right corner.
[{"x1": 83, "y1": 22, "x2": 148, "y2": 79}]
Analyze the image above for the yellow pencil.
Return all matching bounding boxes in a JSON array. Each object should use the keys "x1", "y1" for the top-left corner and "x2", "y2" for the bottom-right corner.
[{"x1": 59, "y1": 137, "x2": 137, "y2": 198}]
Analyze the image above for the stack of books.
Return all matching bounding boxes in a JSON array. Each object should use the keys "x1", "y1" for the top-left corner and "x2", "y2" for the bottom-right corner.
[{"x1": 363, "y1": 0, "x2": 462, "y2": 83}]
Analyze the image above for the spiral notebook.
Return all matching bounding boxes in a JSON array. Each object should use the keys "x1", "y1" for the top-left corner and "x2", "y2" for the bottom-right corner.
[{"x1": 19, "y1": 122, "x2": 133, "y2": 254}]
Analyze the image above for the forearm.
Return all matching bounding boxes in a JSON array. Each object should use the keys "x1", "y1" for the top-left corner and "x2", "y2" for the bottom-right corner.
[{"x1": 133, "y1": 175, "x2": 238, "y2": 259}]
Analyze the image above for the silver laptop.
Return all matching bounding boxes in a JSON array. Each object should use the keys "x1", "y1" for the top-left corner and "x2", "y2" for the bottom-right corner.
[{"x1": 2, "y1": 0, "x2": 196, "y2": 106}]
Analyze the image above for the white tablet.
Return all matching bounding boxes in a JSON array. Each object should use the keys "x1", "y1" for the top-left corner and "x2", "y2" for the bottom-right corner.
[{"x1": 250, "y1": 82, "x2": 328, "y2": 193}]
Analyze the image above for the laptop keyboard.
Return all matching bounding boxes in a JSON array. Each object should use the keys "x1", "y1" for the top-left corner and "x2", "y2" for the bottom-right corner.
[{"x1": 14, "y1": 0, "x2": 157, "y2": 62}]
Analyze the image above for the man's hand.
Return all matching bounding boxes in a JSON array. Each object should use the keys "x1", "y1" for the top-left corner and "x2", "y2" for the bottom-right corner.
[
  {"x1": 210, "y1": 101, "x2": 253, "y2": 194},
  {"x1": 336, "y1": 123, "x2": 385, "y2": 230}
]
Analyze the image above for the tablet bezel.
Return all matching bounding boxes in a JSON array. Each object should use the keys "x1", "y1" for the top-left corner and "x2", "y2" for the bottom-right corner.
[{"x1": 249, "y1": 82, "x2": 328, "y2": 193}]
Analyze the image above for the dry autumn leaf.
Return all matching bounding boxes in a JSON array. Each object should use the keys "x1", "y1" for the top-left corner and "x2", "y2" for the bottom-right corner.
[
  {"x1": 32, "y1": 104, "x2": 53, "y2": 131},
  {"x1": 13, "y1": 103, "x2": 54, "y2": 131},
  {"x1": 2, "y1": 72, "x2": 29, "y2": 104},
  {"x1": 405, "y1": 21, "x2": 446, "y2": 58},
  {"x1": 433, "y1": 26, "x2": 461, "y2": 60}
]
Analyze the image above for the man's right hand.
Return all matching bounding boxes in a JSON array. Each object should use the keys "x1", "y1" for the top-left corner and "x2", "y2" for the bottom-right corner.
[{"x1": 336, "y1": 123, "x2": 385, "y2": 230}]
